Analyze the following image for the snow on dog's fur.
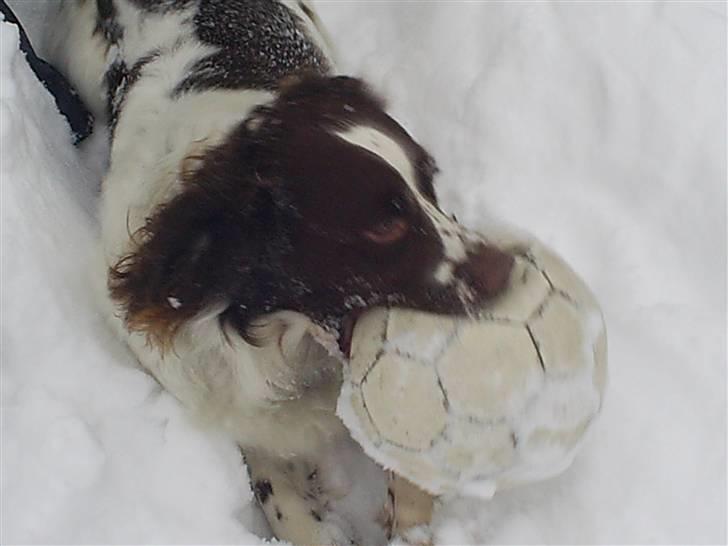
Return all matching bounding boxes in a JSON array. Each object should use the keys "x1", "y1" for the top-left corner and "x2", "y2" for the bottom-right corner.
[{"x1": 49, "y1": 1, "x2": 513, "y2": 544}]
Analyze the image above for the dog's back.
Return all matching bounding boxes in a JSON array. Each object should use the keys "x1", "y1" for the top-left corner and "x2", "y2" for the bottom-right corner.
[{"x1": 49, "y1": 0, "x2": 335, "y2": 118}]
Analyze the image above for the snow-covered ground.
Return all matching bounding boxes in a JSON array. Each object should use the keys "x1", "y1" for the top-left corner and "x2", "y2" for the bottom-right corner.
[{"x1": 2, "y1": 1, "x2": 725, "y2": 544}]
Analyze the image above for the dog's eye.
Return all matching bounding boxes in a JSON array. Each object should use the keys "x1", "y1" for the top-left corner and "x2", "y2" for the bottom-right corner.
[{"x1": 362, "y1": 217, "x2": 409, "y2": 244}]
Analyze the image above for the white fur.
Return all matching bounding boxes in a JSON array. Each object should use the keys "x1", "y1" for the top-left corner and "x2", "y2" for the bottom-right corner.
[{"x1": 46, "y1": 0, "x2": 110, "y2": 116}]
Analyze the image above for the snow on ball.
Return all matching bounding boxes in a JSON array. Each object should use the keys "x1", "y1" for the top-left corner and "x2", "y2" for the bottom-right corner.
[{"x1": 337, "y1": 239, "x2": 607, "y2": 498}]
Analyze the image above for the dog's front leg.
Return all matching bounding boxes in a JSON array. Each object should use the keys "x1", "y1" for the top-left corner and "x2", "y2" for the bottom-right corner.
[{"x1": 244, "y1": 435, "x2": 394, "y2": 546}]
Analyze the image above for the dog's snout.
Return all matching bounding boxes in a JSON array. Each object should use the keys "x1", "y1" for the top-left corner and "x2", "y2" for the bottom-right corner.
[{"x1": 456, "y1": 245, "x2": 514, "y2": 299}]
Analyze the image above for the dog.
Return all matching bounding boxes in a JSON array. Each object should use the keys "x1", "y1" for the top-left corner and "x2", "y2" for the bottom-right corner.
[{"x1": 49, "y1": 1, "x2": 514, "y2": 544}]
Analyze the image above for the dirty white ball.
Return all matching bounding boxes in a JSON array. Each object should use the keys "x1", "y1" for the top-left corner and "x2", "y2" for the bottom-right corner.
[{"x1": 337, "y1": 240, "x2": 607, "y2": 498}]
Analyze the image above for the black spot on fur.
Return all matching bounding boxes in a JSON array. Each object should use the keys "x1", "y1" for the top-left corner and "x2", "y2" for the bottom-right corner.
[
  {"x1": 104, "y1": 59, "x2": 126, "y2": 123},
  {"x1": 254, "y1": 479, "x2": 274, "y2": 504},
  {"x1": 311, "y1": 510, "x2": 322, "y2": 522},
  {"x1": 174, "y1": 0, "x2": 330, "y2": 95},
  {"x1": 127, "y1": 0, "x2": 193, "y2": 12},
  {"x1": 106, "y1": 53, "x2": 159, "y2": 137},
  {"x1": 95, "y1": 0, "x2": 122, "y2": 43},
  {"x1": 275, "y1": 507, "x2": 283, "y2": 520}
]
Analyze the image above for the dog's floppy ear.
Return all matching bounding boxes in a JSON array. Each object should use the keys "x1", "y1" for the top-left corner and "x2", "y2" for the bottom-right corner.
[
  {"x1": 109, "y1": 190, "x2": 228, "y2": 349},
  {"x1": 109, "y1": 140, "x2": 272, "y2": 350}
]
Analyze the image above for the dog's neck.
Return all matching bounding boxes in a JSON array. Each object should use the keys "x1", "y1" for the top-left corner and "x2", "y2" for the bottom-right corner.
[{"x1": 102, "y1": 85, "x2": 277, "y2": 264}]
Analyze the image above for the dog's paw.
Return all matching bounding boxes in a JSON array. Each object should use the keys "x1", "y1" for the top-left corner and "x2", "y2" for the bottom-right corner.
[
  {"x1": 289, "y1": 460, "x2": 389, "y2": 545},
  {"x1": 246, "y1": 439, "x2": 393, "y2": 546}
]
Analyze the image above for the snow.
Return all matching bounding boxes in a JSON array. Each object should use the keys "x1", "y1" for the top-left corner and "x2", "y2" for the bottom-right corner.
[{"x1": 2, "y1": 1, "x2": 726, "y2": 544}]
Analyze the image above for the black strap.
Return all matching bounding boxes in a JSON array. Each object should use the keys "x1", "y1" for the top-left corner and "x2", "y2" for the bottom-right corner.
[{"x1": 1, "y1": 1, "x2": 94, "y2": 144}]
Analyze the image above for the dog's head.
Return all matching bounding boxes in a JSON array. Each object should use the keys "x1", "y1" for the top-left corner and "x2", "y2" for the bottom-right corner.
[{"x1": 109, "y1": 75, "x2": 513, "y2": 354}]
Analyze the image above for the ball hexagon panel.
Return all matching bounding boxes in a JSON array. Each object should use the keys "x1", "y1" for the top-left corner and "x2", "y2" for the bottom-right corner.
[
  {"x1": 437, "y1": 322, "x2": 544, "y2": 422},
  {"x1": 440, "y1": 420, "x2": 516, "y2": 477},
  {"x1": 529, "y1": 246, "x2": 597, "y2": 309},
  {"x1": 482, "y1": 256, "x2": 552, "y2": 322},
  {"x1": 349, "y1": 307, "x2": 389, "y2": 384},
  {"x1": 528, "y1": 295, "x2": 592, "y2": 377},
  {"x1": 385, "y1": 308, "x2": 457, "y2": 363},
  {"x1": 377, "y1": 444, "x2": 450, "y2": 494},
  {"x1": 362, "y1": 352, "x2": 448, "y2": 450},
  {"x1": 347, "y1": 388, "x2": 383, "y2": 446}
]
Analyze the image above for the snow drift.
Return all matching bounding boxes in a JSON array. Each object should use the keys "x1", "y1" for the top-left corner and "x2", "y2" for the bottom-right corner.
[{"x1": 2, "y1": 1, "x2": 725, "y2": 544}]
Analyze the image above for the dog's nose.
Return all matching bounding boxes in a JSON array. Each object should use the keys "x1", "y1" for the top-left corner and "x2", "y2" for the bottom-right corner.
[{"x1": 455, "y1": 245, "x2": 514, "y2": 299}]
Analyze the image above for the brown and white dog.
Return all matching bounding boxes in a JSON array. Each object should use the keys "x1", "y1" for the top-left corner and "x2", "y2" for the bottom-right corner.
[{"x1": 49, "y1": 1, "x2": 514, "y2": 544}]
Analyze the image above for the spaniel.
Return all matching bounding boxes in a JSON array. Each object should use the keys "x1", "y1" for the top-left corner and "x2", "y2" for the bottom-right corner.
[{"x1": 49, "y1": 1, "x2": 513, "y2": 544}]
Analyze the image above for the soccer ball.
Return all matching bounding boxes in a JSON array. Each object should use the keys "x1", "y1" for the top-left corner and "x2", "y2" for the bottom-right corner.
[{"x1": 337, "y1": 239, "x2": 607, "y2": 498}]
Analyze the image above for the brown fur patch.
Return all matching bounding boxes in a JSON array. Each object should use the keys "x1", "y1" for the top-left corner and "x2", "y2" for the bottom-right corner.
[{"x1": 108, "y1": 74, "x2": 511, "y2": 351}]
